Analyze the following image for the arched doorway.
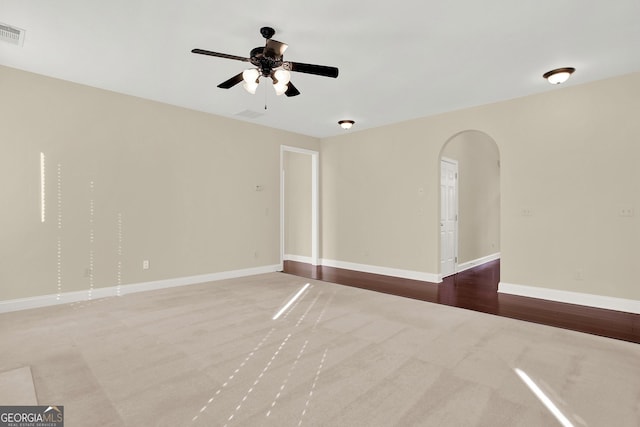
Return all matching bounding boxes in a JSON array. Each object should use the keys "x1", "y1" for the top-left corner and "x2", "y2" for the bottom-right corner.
[{"x1": 439, "y1": 130, "x2": 500, "y2": 279}]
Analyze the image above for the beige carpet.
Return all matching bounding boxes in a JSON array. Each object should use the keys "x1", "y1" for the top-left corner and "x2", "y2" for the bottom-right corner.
[{"x1": 0, "y1": 273, "x2": 638, "y2": 426}]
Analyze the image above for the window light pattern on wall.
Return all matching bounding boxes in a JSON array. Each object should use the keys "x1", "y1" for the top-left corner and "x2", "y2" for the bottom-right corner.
[
  {"x1": 117, "y1": 213, "x2": 123, "y2": 296},
  {"x1": 40, "y1": 152, "x2": 46, "y2": 223},
  {"x1": 88, "y1": 181, "x2": 95, "y2": 300},
  {"x1": 56, "y1": 163, "x2": 63, "y2": 300}
]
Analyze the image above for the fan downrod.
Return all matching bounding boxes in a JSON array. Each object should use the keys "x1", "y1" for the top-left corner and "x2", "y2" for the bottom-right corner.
[{"x1": 260, "y1": 26, "x2": 275, "y2": 40}]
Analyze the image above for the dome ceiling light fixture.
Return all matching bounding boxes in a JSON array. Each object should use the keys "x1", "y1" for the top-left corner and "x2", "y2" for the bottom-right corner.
[
  {"x1": 338, "y1": 120, "x2": 355, "y2": 130},
  {"x1": 543, "y1": 67, "x2": 575, "y2": 85}
]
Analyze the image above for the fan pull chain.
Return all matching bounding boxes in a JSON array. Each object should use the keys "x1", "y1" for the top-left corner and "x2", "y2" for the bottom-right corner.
[{"x1": 264, "y1": 83, "x2": 268, "y2": 110}]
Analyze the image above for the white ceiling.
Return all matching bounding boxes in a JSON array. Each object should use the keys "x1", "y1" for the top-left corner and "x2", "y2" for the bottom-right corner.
[{"x1": 2, "y1": 1, "x2": 640, "y2": 138}]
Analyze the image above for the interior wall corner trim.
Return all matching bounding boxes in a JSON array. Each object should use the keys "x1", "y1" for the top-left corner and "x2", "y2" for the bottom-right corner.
[
  {"x1": 320, "y1": 258, "x2": 440, "y2": 284},
  {"x1": 0, "y1": 264, "x2": 281, "y2": 314},
  {"x1": 498, "y1": 282, "x2": 640, "y2": 315}
]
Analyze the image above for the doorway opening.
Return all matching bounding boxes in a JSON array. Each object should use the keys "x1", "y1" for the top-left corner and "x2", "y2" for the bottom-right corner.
[
  {"x1": 280, "y1": 146, "x2": 319, "y2": 270},
  {"x1": 439, "y1": 130, "x2": 500, "y2": 280}
]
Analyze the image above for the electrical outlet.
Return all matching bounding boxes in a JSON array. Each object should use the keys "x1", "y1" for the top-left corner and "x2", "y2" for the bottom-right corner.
[
  {"x1": 619, "y1": 207, "x2": 634, "y2": 217},
  {"x1": 521, "y1": 208, "x2": 533, "y2": 217},
  {"x1": 142, "y1": 260, "x2": 150, "y2": 270}
]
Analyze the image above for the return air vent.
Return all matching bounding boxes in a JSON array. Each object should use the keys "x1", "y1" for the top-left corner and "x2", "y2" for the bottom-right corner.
[
  {"x1": 0, "y1": 22, "x2": 25, "y2": 46},
  {"x1": 235, "y1": 109, "x2": 264, "y2": 120}
]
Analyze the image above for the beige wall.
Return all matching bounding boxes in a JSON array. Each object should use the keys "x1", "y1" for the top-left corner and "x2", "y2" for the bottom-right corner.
[
  {"x1": 321, "y1": 72, "x2": 640, "y2": 300},
  {"x1": 441, "y1": 130, "x2": 500, "y2": 264},
  {"x1": 284, "y1": 151, "x2": 312, "y2": 258},
  {"x1": 2, "y1": 64, "x2": 639, "y2": 304},
  {"x1": 0, "y1": 65, "x2": 318, "y2": 301}
]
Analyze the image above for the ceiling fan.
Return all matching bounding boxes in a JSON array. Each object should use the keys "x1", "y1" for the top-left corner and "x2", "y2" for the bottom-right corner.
[{"x1": 191, "y1": 26, "x2": 339, "y2": 97}]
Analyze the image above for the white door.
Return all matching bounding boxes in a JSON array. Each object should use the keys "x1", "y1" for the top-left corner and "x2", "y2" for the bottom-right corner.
[{"x1": 440, "y1": 158, "x2": 458, "y2": 277}]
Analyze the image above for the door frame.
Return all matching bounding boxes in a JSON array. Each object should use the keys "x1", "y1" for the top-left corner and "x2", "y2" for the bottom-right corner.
[{"x1": 280, "y1": 145, "x2": 319, "y2": 269}]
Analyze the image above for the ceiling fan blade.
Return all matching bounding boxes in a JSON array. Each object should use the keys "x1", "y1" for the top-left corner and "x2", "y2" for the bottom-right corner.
[
  {"x1": 288, "y1": 61, "x2": 339, "y2": 78},
  {"x1": 191, "y1": 48, "x2": 250, "y2": 62},
  {"x1": 284, "y1": 82, "x2": 300, "y2": 97},
  {"x1": 264, "y1": 39, "x2": 288, "y2": 59},
  {"x1": 217, "y1": 72, "x2": 244, "y2": 89}
]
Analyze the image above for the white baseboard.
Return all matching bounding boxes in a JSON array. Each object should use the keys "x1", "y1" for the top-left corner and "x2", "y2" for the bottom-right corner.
[
  {"x1": 457, "y1": 252, "x2": 501, "y2": 274},
  {"x1": 498, "y1": 282, "x2": 640, "y2": 315},
  {"x1": 320, "y1": 258, "x2": 440, "y2": 283},
  {"x1": 0, "y1": 264, "x2": 281, "y2": 314},
  {"x1": 284, "y1": 254, "x2": 314, "y2": 264}
]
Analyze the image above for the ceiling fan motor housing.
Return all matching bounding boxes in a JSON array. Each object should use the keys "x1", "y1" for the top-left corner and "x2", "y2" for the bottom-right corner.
[{"x1": 249, "y1": 46, "x2": 283, "y2": 77}]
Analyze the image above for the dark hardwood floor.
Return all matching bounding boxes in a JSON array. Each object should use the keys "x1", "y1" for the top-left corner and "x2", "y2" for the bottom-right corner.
[{"x1": 282, "y1": 260, "x2": 640, "y2": 344}]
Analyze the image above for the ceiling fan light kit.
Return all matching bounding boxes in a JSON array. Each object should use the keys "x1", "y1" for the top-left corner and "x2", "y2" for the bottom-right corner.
[
  {"x1": 192, "y1": 27, "x2": 338, "y2": 98},
  {"x1": 271, "y1": 68, "x2": 291, "y2": 95},
  {"x1": 543, "y1": 67, "x2": 575, "y2": 84},
  {"x1": 241, "y1": 68, "x2": 260, "y2": 94}
]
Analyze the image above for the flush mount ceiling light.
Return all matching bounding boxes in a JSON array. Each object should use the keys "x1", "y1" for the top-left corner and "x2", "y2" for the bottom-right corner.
[
  {"x1": 543, "y1": 67, "x2": 575, "y2": 85},
  {"x1": 338, "y1": 120, "x2": 355, "y2": 130}
]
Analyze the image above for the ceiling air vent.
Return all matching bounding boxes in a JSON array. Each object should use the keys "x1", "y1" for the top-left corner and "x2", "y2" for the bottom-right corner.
[{"x1": 0, "y1": 23, "x2": 26, "y2": 46}]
